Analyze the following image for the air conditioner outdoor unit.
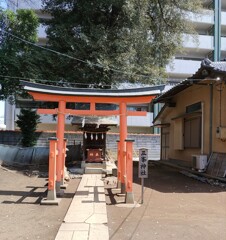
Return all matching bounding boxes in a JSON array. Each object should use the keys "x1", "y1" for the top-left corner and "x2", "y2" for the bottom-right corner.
[{"x1": 192, "y1": 155, "x2": 207, "y2": 172}]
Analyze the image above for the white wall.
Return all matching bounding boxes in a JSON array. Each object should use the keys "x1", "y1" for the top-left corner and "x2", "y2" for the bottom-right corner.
[
  {"x1": 166, "y1": 59, "x2": 201, "y2": 79},
  {"x1": 5, "y1": 101, "x2": 15, "y2": 130}
]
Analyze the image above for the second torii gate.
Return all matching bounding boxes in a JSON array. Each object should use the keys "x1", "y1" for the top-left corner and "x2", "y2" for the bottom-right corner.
[{"x1": 21, "y1": 81, "x2": 160, "y2": 204}]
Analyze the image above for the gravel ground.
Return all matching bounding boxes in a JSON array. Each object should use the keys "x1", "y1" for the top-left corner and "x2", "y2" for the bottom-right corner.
[
  {"x1": 0, "y1": 166, "x2": 80, "y2": 240},
  {"x1": 0, "y1": 163, "x2": 226, "y2": 240},
  {"x1": 105, "y1": 164, "x2": 226, "y2": 240}
]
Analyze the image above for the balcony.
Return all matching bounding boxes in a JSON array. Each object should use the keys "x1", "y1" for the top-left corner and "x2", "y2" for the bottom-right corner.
[
  {"x1": 221, "y1": 37, "x2": 226, "y2": 59},
  {"x1": 221, "y1": 11, "x2": 226, "y2": 35},
  {"x1": 186, "y1": 10, "x2": 213, "y2": 25},
  {"x1": 166, "y1": 59, "x2": 201, "y2": 79},
  {"x1": 182, "y1": 34, "x2": 213, "y2": 52}
]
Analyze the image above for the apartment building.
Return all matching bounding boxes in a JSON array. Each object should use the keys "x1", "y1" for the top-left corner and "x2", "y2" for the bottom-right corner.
[
  {"x1": 4, "y1": 0, "x2": 226, "y2": 131},
  {"x1": 167, "y1": 0, "x2": 225, "y2": 80}
]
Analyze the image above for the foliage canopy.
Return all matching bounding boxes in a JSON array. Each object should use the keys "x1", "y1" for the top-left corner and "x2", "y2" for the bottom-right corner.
[
  {"x1": 41, "y1": 0, "x2": 202, "y2": 85},
  {"x1": 0, "y1": 9, "x2": 39, "y2": 101},
  {"x1": 0, "y1": 0, "x2": 202, "y2": 100}
]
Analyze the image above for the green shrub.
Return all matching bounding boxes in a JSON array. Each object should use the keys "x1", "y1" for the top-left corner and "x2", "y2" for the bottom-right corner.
[{"x1": 16, "y1": 108, "x2": 40, "y2": 147}]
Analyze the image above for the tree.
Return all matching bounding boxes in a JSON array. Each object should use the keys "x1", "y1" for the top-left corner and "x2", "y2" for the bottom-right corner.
[
  {"x1": 0, "y1": 1, "x2": 203, "y2": 98},
  {"x1": 40, "y1": 0, "x2": 202, "y2": 85},
  {"x1": 0, "y1": 9, "x2": 39, "y2": 101},
  {"x1": 16, "y1": 108, "x2": 40, "y2": 147}
]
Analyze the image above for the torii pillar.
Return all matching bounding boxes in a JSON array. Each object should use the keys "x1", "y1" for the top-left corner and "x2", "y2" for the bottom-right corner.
[
  {"x1": 119, "y1": 102, "x2": 127, "y2": 194},
  {"x1": 56, "y1": 100, "x2": 66, "y2": 194}
]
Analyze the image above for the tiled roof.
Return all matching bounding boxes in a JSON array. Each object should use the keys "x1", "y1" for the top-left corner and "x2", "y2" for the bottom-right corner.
[
  {"x1": 201, "y1": 58, "x2": 226, "y2": 71},
  {"x1": 20, "y1": 80, "x2": 164, "y2": 97},
  {"x1": 154, "y1": 58, "x2": 226, "y2": 103},
  {"x1": 190, "y1": 58, "x2": 226, "y2": 79}
]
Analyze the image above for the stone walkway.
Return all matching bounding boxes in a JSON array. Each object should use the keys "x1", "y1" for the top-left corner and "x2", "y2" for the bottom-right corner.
[{"x1": 55, "y1": 174, "x2": 109, "y2": 240}]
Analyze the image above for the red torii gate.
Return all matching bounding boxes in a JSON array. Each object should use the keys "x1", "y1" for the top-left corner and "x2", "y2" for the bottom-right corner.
[{"x1": 21, "y1": 81, "x2": 159, "y2": 205}]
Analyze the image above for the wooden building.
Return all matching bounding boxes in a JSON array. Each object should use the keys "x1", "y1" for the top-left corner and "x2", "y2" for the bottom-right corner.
[{"x1": 153, "y1": 58, "x2": 226, "y2": 176}]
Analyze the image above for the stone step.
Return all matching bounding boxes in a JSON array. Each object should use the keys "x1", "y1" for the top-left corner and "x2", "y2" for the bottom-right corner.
[
  {"x1": 85, "y1": 162, "x2": 106, "y2": 168},
  {"x1": 85, "y1": 167, "x2": 104, "y2": 174}
]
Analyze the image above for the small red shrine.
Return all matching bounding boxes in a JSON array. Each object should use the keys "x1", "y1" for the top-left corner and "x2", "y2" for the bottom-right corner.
[{"x1": 72, "y1": 116, "x2": 117, "y2": 162}]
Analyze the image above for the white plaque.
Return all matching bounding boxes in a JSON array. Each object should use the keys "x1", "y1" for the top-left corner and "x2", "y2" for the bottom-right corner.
[{"x1": 139, "y1": 148, "x2": 148, "y2": 178}]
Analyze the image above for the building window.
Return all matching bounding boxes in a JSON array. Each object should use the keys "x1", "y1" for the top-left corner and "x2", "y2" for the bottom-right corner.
[
  {"x1": 184, "y1": 116, "x2": 201, "y2": 148},
  {"x1": 186, "y1": 102, "x2": 201, "y2": 114},
  {"x1": 127, "y1": 105, "x2": 148, "y2": 111}
]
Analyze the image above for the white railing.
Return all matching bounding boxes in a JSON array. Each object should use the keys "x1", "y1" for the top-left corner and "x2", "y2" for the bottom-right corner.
[
  {"x1": 166, "y1": 59, "x2": 201, "y2": 77},
  {"x1": 182, "y1": 34, "x2": 213, "y2": 51}
]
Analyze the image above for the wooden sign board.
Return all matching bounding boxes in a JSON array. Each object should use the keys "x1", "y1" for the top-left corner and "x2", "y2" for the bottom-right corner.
[{"x1": 139, "y1": 148, "x2": 148, "y2": 178}]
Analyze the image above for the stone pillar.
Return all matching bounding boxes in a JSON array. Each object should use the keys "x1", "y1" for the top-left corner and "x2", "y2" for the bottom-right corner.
[
  {"x1": 116, "y1": 140, "x2": 121, "y2": 189},
  {"x1": 41, "y1": 137, "x2": 61, "y2": 205},
  {"x1": 125, "y1": 139, "x2": 135, "y2": 204},
  {"x1": 60, "y1": 138, "x2": 68, "y2": 189}
]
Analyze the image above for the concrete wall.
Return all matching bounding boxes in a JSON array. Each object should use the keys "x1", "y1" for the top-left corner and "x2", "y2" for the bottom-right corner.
[
  {"x1": 0, "y1": 131, "x2": 160, "y2": 163},
  {"x1": 0, "y1": 144, "x2": 82, "y2": 166},
  {"x1": 106, "y1": 133, "x2": 160, "y2": 160},
  {"x1": 0, "y1": 131, "x2": 83, "y2": 146}
]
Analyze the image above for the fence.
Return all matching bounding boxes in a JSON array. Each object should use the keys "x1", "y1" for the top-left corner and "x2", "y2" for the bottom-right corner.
[
  {"x1": 0, "y1": 131, "x2": 160, "y2": 165},
  {"x1": 0, "y1": 144, "x2": 82, "y2": 167}
]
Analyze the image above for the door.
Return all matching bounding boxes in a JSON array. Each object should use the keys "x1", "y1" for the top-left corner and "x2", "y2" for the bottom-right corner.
[{"x1": 161, "y1": 127, "x2": 170, "y2": 160}]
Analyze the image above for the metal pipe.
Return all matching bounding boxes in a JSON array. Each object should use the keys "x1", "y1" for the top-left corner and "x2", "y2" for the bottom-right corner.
[
  {"x1": 214, "y1": 0, "x2": 221, "y2": 61},
  {"x1": 209, "y1": 84, "x2": 213, "y2": 154},
  {"x1": 201, "y1": 102, "x2": 204, "y2": 155}
]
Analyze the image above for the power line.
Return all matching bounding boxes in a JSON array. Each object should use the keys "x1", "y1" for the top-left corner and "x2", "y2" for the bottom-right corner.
[
  {"x1": 0, "y1": 28, "x2": 165, "y2": 81},
  {"x1": 1, "y1": 29, "x2": 88, "y2": 64},
  {"x1": 0, "y1": 74, "x2": 113, "y2": 88}
]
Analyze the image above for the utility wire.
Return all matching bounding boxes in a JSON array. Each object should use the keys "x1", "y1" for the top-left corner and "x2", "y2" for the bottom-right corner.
[
  {"x1": 0, "y1": 28, "x2": 164, "y2": 81},
  {"x1": 0, "y1": 74, "x2": 113, "y2": 87}
]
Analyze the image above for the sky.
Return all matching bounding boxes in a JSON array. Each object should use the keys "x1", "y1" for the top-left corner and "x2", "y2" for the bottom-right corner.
[{"x1": 0, "y1": 1, "x2": 7, "y2": 9}]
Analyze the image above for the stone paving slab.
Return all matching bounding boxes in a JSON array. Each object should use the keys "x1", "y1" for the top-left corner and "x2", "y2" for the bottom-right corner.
[{"x1": 55, "y1": 174, "x2": 109, "y2": 240}]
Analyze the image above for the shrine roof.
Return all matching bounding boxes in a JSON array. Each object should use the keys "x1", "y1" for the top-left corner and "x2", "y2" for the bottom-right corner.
[
  {"x1": 20, "y1": 81, "x2": 165, "y2": 97},
  {"x1": 72, "y1": 116, "x2": 117, "y2": 126}
]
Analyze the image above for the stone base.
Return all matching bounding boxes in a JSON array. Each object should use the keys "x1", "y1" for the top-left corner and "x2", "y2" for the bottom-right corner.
[
  {"x1": 40, "y1": 198, "x2": 61, "y2": 205},
  {"x1": 125, "y1": 192, "x2": 135, "y2": 204},
  {"x1": 40, "y1": 189, "x2": 61, "y2": 205}
]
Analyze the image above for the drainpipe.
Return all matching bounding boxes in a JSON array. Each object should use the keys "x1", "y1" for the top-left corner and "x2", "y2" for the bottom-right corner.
[
  {"x1": 201, "y1": 102, "x2": 204, "y2": 155},
  {"x1": 209, "y1": 84, "x2": 213, "y2": 154},
  {"x1": 214, "y1": 0, "x2": 221, "y2": 61}
]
